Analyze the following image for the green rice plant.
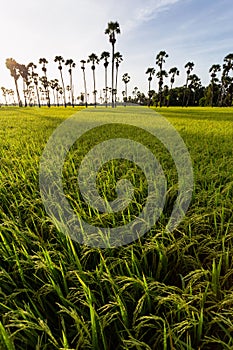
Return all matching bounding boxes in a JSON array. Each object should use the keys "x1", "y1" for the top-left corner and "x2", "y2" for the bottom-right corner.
[{"x1": 0, "y1": 106, "x2": 233, "y2": 349}]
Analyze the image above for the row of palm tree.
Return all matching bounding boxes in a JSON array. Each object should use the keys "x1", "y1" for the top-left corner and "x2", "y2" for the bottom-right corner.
[
  {"x1": 3, "y1": 52, "x2": 233, "y2": 108},
  {"x1": 2, "y1": 21, "x2": 233, "y2": 108},
  {"x1": 2, "y1": 22, "x2": 124, "y2": 108},
  {"x1": 144, "y1": 52, "x2": 233, "y2": 107}
]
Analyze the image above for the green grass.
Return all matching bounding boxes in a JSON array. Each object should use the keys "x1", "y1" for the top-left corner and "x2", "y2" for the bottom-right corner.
[{"x1": 0, "y1": 106, "x2": 233, "y2": 349}]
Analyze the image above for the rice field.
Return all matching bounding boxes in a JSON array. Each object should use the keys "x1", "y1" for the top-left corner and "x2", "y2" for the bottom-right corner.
[{"x1": 0, "y1": 106, "x2": 233, "y2": 349}]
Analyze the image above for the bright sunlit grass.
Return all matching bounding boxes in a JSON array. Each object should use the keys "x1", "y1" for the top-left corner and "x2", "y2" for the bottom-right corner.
[{"x1": 0, "y1": 106, "x2": 233, "y2": 349}]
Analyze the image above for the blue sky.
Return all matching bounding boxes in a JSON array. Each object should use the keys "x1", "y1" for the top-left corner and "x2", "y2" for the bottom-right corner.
[{"x1": 0, "y1": 0, "x2": 232, "y2": 103}]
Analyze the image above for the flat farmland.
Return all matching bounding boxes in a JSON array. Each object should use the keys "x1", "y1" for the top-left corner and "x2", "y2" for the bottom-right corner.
[{"x1": 0, "y1": 106, "x2": 233, "y2": 350}]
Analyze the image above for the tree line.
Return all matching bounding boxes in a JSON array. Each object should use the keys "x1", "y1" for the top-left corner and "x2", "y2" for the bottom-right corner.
[{"x1": 1, "y1": 21, "x2": 233, "y2": 108}]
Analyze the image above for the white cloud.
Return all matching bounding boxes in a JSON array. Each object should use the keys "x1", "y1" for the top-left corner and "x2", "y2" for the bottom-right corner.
[{"x1": 122, "y1": 0, "x2": 184, "y2": 32}]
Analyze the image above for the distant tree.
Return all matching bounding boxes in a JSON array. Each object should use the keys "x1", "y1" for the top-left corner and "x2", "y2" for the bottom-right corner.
[
  {"x1": 223, "y1": 53, "x2": 233, "y2": 73},
  {"x1": 27, "y1": 62, "x2": 41, "y2": 107},
  {"x1": 187, "y1": 74, "x2": 201, "y2": 106},
  {"x1": 50, "y1": 79, "x2": 59, "y2": 106},
  {"x1": 56, "y1": 85, "x2": 63, "y2": 106},
  {"x1": 5, "y1": 58, "x2": 22, "y2": 107},
  {"x1": 87, "y1": 53, "x2": 99, "y2": 107},
  {"x1": 39, "y1": 76, "x2": 50, "y2": 106},
  {"x1": 100, "y1": 51, "x2": 110, "y2": 107},
  {"x1": 105, "y1": 21, "x2": 121, "y2": 107},
  {"x1": 156, "y1": 69, "x2": 168, "y2": 107},
  {"x1": 209, "y1": 64, "x2": 221, "y2": 107},
  {"x1": 8, "y1": 89, "x2": 16, "y2": 105},
  {"x1": 39, "y1": 58, "x2": 50, "y2": 107},
  {"x1": 221, "y1": 53, "x2": 233, "y2": 106},
  {"x1": 18, "y1": 64, "x2": 30, "y2": 107},
  {"x1": 1, "y1": 87, "x2": 8, "y2": 105},
  {"x1": 80, "y1": 60, "x2": 88, "y2": 107},
  {"x1": 182, "y1": 62, "x2": 194, "y2": 107},
  {"x1": 169, "y1": 67, "x2": 179, "y2": 89},
  {"x1": 80, "y1": 92, "x2": 85, "y2": 104},
  {"x1": 65, "y1": 59, "x2": 76, "y2": 107},
  {"x1": 156, "y1": 51, "x2": 169, "y2": 107},
  {"x1": 66, "y1": 85, "x2": 71, "y2": 104},
  {"x1": 167, "y1": 67, "x2": 179, "y2": 106},
  {"x1": 122, "y1": 73, "x2": 130, "y2": 106},
  {"x1": 54, "y1": 56, "x2": 66, "y2": 107},
  {"x1": 132, "y1": 86, "x2": 139, "y2": 103},
  {"x1": 114, "y1": 52, "x2": 123, "y2": 105},
  {"x1": 145, "y1": 67, "x2": 155, "y2": 106}
]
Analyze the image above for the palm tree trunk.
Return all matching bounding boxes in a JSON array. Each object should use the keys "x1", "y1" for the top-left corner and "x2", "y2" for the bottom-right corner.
[
  {"x1": 70, "y1": 72, "x2": 74, "y2": 107},
  {"x1": 81, "y1": 69, "x2": 88, "y2": 108},
  {"x1": 105, "y1": 66, "x2": 108, "y2": 107},
  {"x1": 159, "y1": 79, "x2": 163, "y2": 107},
  {"x1": 125, "y1": 82, "x2": 127, "y2": 107},
  {"x1": 52, "y1": 89, "x2": 56, "y2": 106},
  {"x1": 148, "y1": 79, "x2": 151, "y2": 107},
  {"x1": 60, "y1": 70, "x2": 66, "y2": 107},
  {"x1": 35, "y1": 85, "x2": 41, "y2": 107},
  {"x1": 111, "y1": 43, "x2": 115, "y2": 108},
  {"x1": 182, "y1": 78, "x2": 188, "y2": 107},
  {"x1": 56, "y1": 90, "x2": 59, "y2": 106},
  {"x1": 46, "y1": 88, "x2": 51, "y2": 108},
  {"x1": 23, "y1": 81, "x2": 27, "y2": 107},
  {"x1": 168, "y1": 82, "x2": 173, "y2": 108},
  {"x1": 93, "y1": 69, "x2": 96, "y2": 108},
  {"x1": 14, "y1": 78, "x2": 22, "y2": 107},
  {"x1": 115, "y1": 65, "x2": 119, "y2": 106},
  {"x1": 186, "y1": 88, "x2": 191, "y2": 107}
]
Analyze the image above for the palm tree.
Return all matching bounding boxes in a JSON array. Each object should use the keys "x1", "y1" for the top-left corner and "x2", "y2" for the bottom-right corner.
[
  {"x1": 66, "y1": 85, "x2": 71, "y2": 104},
  {"x1": 39, "y1": 76, "x2": 50, "y2": 106},
  {"x1": 100, "y1": 51, "x2": 110, "y2": 107},
  {"x1": 8, "y1": 89, "x2": 16, "y2": 105},
  {"x1": 80, "y1": 60, "x2": 88, "y2": 107},
  {"x1": 169, "y1": 67, "x2": 179, "y2": 89},
  {"x1": 122, "y1": 73, "x2": 130, "y2": 106},
  {"x1": 187, "y1": 74, "x2": 201, "y2": 106},
  {"x1": 50, "y1": 79, "x2": 59, "y2": 106},
  {"x1": 54, "y1": 56, "x2": 66, "y2": 107},
  {"x1": 156, "y1": 51, "x2": 169, "y2": 107},
  {"x1": 209, "y1": 64, "x2": 221, "y2": 107},
  {"x1": 132, "y1": 86, "x2": 138, "y2": 103},
  {"x1": 168, "y1": 67, "x2": 179, "y2": 107},
  {"x1": 18, "y1": 64, "x2": 30, "y2": 107},
  {"x1": 27, "y1": 62, "x2": 41, "y2": 107},
  {"x1": 105, "y1": 21, "x2": 121, "y2": 108},
  {"x1": 145, "y1": 67, "x2": 155, "y2": 107},
  {"x1": 39, "y1": 58, "x2": 50, "y2": 107},
  {"x1": 56, "y1": 85, "x2": 63, "y2": 106},
  {"x1": 5, "y1": 58, "x2": 22, "y2": 107},
  {"x1": 1, "y1": 87, "x2": 8, "y2": 105},
  {"x1": 156, "y1": 70, "x2": 168, "y2": 107},
  {"x1": 65, "y1": 59, "x2": 76, "y2": 107},
  {"x1": 223, "y1": 53, "x2": 233, "y2": 73},
  {"x1": 182, "y1": 62, "x2": 194, "y2": 107},
  {"x1": 87, "y1": 53, "x2": 99, "y2": 107},
  {"x1": 221, "y1": 54, "x2": 233, "y2": 106},
  {"x1": 114, "y1": 52, "x2": 123, "y2": 106}
]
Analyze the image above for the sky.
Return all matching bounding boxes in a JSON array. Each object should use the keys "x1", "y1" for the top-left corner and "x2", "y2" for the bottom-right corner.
[{"x1": 0, "y1": 0, "x2": 233, "y2": 103}]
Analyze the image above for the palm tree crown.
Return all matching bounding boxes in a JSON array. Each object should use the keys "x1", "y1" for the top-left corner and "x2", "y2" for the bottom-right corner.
[
  {"x1": 156, "y1": 51, "x2": 169, "y2": 69},
  {"x1": 100, "y1": 51, "x2": 110, "y2": 68},
  {"x1": 169, "y1": 67, "x2": 179, "y2": 88},
  {"x1": 87, "y1": 53, "x2": 99, "y2": 70},
  {"x1": 105, "y1": 21, "x2": 121, "y2": 44}
]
